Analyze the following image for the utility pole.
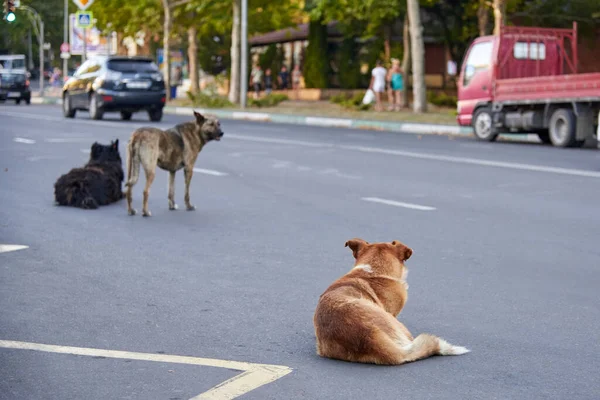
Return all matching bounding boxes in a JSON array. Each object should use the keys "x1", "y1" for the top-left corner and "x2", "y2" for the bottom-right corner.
[
  {"x1": 63, "y1": 0, "x2": 68, "y2": 79},
  {"x1": 240, "y1": 0, "x2": 248, "y2": 108}
]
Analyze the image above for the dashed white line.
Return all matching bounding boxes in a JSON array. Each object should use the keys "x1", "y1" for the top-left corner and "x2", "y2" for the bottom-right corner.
[
  {"x1": 193, "y1": 168, "x2": 229, "y2": 176},
  {"x1": 342, "y1": 145, "x2": 600, "y2": 179},
  {"x1": 0, "y1": 244, "x2": 29, "y2": 253},
  {"x1": 0, "y1": 339, "x2": 292, "y2": 400},
  {"x1": 226, "y1": 133, "x2": 334, "y2": 148},
  {"x1": 13, "y1": 137, "x2": 36, "y2": 144},
  {"x1": 361, "y1": 197, "x2": 437, "y2": 211}
]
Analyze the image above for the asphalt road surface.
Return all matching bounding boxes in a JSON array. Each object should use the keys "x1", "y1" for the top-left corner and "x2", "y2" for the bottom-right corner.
[{"x1": 1, "y1": 104, "x2": 599, "y2": 400}]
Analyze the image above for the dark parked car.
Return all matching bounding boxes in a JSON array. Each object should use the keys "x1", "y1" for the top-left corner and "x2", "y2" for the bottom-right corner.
[
  {"x1": 0, "y1": 71, "x2": 31, "y2": 105},
  {"x1": 62, "y1": 55, "x2": 166, "y2": 121}
]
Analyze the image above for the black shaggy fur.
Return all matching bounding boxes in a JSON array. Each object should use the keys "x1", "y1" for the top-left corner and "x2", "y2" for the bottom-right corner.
[{"x1": 54, "y1": 140, "x2": 124, "y2": 209}]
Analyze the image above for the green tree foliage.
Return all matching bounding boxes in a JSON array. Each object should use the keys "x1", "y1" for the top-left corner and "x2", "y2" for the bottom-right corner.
[
  {"x1": 0, "y1": 0, "x2": 80, "y2": 68},
  {"x1": 303, "y1": 16, "x2": 329, "y2": 88},
  {"x1": 337, "y1": 36, "x2": 362, "y2": 89}
]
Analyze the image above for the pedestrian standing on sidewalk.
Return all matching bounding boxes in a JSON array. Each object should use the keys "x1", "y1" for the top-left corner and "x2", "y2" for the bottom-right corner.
[
  {"x1": 171, "y1": 66, "x2": 182, "y2": 99},
  {"x1": 251, "y1": 64, "x2": 264, "y2": 99},
  {"x1": 369, "y1": 60, "x2": 387, "y2": 112},
  {"x1": 265, "y1": 68, "x2": 273, "y2": 95},
  {"x1": 387, "y1": 58, "x2": 404, "y2": 111},
  {"x1": 278, "y1": 65, "x2": 289, "y2": 90}
]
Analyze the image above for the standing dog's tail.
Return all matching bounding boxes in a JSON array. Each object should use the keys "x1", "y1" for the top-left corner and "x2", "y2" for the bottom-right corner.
[{"x1": 125, "y1": 137, "x2": 141, "y2": 188}]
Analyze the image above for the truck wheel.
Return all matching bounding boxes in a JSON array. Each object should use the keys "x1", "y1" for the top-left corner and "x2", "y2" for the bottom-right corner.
[
  {"x1": 472, "y1": 107, "x2": 498, "y2": 142},
  {"x1": 549, "y1": 108, "x2": 577, "y2": 148}
]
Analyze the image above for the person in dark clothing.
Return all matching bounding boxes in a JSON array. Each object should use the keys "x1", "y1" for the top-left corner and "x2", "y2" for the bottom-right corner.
[
  {"x1": 265, "y1": 68, "x2": 273, "y2": 95},
  {"x1": 278, "y1": 65, "x2": 289, "y2": 90}
]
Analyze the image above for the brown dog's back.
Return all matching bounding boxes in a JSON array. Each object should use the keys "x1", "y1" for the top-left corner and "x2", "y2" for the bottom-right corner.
[{"x1": 313, "y1": 239, "x2": 470, "y2": 365}]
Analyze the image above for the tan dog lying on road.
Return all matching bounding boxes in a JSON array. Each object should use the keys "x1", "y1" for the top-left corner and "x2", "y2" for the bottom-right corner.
[
  {"x1": 313, "y1": 238, "x2": 469, "y2": 365},
  {"x1": 125, "y1": 111, "x2": 224, "y2": 217}
]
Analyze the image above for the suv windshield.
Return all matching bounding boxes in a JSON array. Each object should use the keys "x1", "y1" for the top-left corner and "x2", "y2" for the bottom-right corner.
[
  {"x1": 107, "y1": 60, "x2": 159, "y2": 73},
  {"x1": 0, "y1": 73, "x2": 26, "y2": 83}
]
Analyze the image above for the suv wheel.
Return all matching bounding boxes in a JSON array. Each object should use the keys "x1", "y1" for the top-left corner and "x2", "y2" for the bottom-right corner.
[
  {"x1": 120, "y1": 111, "x2": 133, "y2": 121},
  {"x1": 148, "y1": 109, "x2": 163, "y2": 122},
  {"x1": 63, "y1": 93, "x2": 76, "y2": 118},
  {"x1": 89, "y1": 93, "x2": 104, "y2": 120}
]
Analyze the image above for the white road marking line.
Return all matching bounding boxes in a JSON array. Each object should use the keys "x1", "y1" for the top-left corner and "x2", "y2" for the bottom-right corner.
[
  {"x1": 193, "y1": 168, "x2": 229, "y2": 177},
  {"x1": 343, "y1": 145, "x2": 600, "y2": 179},
  {"x1": 361, "y1": 197, "x2": 437, "y2": 211},
  {"x1": 0, "y1": 110, "x2": 169, "y2": 130},
  {"x1": 226, "y1": 133, "x2": 334, "y2": 148},
  {"x1": 0, "y1": 245, "x2": 29, "y2": 253},
  {"x1": 13, "y1": 137, "x2": 36, "y2": 144},
  {"x1": 0, "y1": 340, "x2": 292, "y2": 400},
  {"x1": 45, "y1": 138, "x2": 94, "y2": 143}
]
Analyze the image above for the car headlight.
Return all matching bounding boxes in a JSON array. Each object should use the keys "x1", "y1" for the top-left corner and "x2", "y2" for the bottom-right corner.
[{"x1": 151, "y1": 73, "x2": 163, "y2": 81}]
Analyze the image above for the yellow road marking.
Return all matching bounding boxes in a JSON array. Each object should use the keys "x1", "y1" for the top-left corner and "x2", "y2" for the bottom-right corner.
[{"x1": 0, "y1": 340, "x2": 292, "y2": 399}]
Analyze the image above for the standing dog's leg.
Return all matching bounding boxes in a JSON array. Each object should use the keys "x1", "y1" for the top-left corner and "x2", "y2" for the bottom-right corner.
[
  {"x1": 168, "y1": 171, "x2": 178, "y2": 210},
  {"x1": 184, "y1": 167, "x2": 195, "y2": 211},
  {"x1": 142, "y1": 166, "x2": 156, "y2": 217}
]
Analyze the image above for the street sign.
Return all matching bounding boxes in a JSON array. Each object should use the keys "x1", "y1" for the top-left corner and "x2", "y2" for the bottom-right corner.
[
  {"x1": 75, "y1": 11, "x2": 93, "y2": 28},
  {"x1": 60, "y1": 42, "x2": 70, "y2": 53},
  {"x1": 72, "y1": 0, "x2": 94, "y2": 10},
  {"x1": 60, "y1": 52, "x2": 71, "y2": 60}
]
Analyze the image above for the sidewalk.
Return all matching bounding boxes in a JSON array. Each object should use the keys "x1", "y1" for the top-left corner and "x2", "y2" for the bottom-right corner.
[{"x1": 30, "y1": 93, "x2": 544, "y2": 143}]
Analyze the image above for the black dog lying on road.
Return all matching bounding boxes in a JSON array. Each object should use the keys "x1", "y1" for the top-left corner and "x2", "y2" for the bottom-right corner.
[{"x1": 54, "y1": 139, "x2": 124, "y2": 209}]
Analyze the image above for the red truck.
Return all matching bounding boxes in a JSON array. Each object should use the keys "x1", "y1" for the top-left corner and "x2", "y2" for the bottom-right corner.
[{"x1": 457, "y1": 22, "x2": 600, "y2": 148}]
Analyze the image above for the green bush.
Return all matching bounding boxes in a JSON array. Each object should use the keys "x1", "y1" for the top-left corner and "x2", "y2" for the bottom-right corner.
[
  {"x1": 186, "y1": 90, "x2": 233, "y2": 109},
  {"x1": 248, "y1": 93, "x2": 289, "y2": 108},
  {"x1": 427, "y1": 91, "x2": 458, "y2": 108},
  {"x1": 329, "y1": 92, "x2": 371, "y2": 111},
  {"x1": 303, "y1": 17, "x2": 329, "y2": 88}
]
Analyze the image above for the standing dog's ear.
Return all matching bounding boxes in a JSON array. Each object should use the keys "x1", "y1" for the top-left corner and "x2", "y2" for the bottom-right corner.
[
  {"x1": 391, "y1": 240, "x2": 413, "y2": 262},
  {"x1": 112, "y1": 139, "x2": 119, "y2": 150},
  {"x1": 193, "y1": 111, "x2": 206, "y2": 124},
  {"x1": 345, "y1": 238, "x2": 369, "y2": 259}
]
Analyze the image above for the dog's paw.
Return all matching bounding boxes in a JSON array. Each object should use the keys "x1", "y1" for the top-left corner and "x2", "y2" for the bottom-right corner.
[
  {"x1": 169, "y1": 203, "x2": 179, "y2": 211},
  {"x1": 142, "y1": 210, "x2": 152, "y2": 217},
  {"x1": 128, "y1": 208, "x2": 137, "y2": 216},
  {"x1": 186, "y1": 204, "x2": 196, "y2": 211}
]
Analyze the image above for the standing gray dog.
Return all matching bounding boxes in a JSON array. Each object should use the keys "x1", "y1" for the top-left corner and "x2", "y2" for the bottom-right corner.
[{"x1": 125, "y1": 111, "x2": 224, "y2": 217}]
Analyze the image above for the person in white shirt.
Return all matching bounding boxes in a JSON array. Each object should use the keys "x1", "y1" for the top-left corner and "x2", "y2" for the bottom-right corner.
[{"x1": 369, "y1": 60, "x2": 387, "y2": 112}]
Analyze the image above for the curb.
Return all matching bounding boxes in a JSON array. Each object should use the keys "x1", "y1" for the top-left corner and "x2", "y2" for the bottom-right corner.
[
  {"x1": 31, "y1": 96, "x2": 541, "y2": 143},
  {"x1": 165, "y1": 105, "x2": 545, "y2": 144}
]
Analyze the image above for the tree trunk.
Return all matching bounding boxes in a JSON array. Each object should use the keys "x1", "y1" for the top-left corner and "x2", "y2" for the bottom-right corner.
[
  {"x1": 383, "y1": 25, "x2": 392, "y2": 63},
  {"x1": 493, "y1": 0, "x2": 505, "y2": 36},
  {"x1": 401, "y1": 13, "x2": 411, "y2": 108},
  {"x1": 228, "y1": 0, "x2": 241, "y2": 104},
  {"x1": 187, "y1": 25, "x2": 199, "y2": 95},
  {"x1": 407, "y1": 0, "x2": 427, "y2": 113},
  {"x1": 477, "y1": 0, "x2": 489, "y2": 36},
  {"x1": 162, "y1": 0, "x2": 172, "y2": 101}
]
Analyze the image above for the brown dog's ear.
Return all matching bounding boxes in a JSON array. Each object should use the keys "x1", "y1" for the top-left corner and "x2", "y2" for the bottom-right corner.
[
  {"x1": 345, "y1": 238, "x2": 368, "y2": 259},
  {"x1": 391, "y1": 240, "x2": 413, "y2": 262},
  {"x1": 194, "y1": 111, "x2": 205, "y2": 124}
]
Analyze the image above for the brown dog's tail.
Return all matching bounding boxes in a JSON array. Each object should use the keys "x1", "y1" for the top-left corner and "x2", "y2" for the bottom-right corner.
[
  {"x1": 125, "y1": 137, "x2": 140, "y2": 187},
  {"x1": 369, "y1": 331, "x2": 470, "y2": 365}
]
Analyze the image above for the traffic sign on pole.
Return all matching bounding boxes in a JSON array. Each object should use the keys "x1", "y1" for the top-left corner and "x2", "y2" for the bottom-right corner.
[
  {"x1": 60, "y1": 42, "x2": 70, "y2": 53},
  {"x1": 75, "y1": 10, "x2": 93, "y2": 28},
  {"x1": 72, "y1": 0, "x2": 94, "y2": 10}
]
